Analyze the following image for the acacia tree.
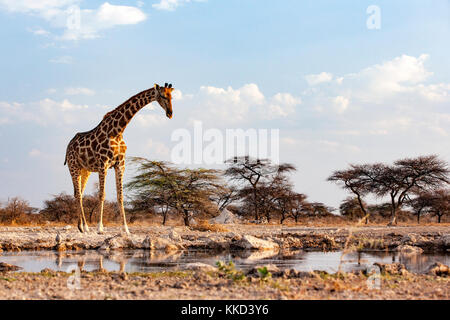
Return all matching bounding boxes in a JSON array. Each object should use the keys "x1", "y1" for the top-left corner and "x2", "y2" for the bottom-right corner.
[
  {"x1": 339, "y1": 197, "x2": 367, "y2": 221},
  {"x1": 289, "y1": 193, "x2": 310, "y2": 223},
  {"x1": 308, "y1": 202, "x2": 335, "y2": 216},
  {"x1": 363, "y1": 156, "x2": 448, "y2": 225},
  {"x1": 41, "y1": 192, "x2": 118, "y2": 224},
  {"x1": 330, "y1": 155, "x2": 449, "y2": 225},
  {"x1": 0, "y1": 197, "x2": 35, "y2": 224},
  {"x1": 209, "y1": 185, "x2": 240, "y2": 212},
  {"x1": 408, "y1": 192, "x2": 435, "y2": 224},
  {"x1": 224, "y1": 156, "x2": 296, "y2": 221},
  {"x1": 328, "y1": 166, "x2": 371, "y2": 223},
  {"x1": 126, "y1": 157, "x2": 222, "y2": 226},
  {"x1": 428, "y1": 189, "x2": 449, "y2": 223}
]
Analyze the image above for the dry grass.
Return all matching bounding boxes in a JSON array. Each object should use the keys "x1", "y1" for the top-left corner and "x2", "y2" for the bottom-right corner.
[{"x1": 190, "y1": 219, "x2": 230, "y2": 232}]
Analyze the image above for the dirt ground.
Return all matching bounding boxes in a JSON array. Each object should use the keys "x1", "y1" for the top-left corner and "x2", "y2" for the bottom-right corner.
[
  {"x1": 0, "y1": 224, "x2": 449, "y2": 252},
  {"x1": 0, "y1": 267, "x2": 448, "y2": 300},
  {"x1": 0, "y1": 224, "x2": 448, "y2": 300}
]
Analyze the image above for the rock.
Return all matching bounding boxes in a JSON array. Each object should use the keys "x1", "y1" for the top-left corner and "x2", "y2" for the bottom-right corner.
[
  {"x1": 395, "y1": 245, "x2": 424, "y2": 255},
  {"x1": 210, "y1": 208, "x2": 240, "y2": 224},
  {"x1": 184, "y1": 262, "x2": 216, "y2": 272},
  {"x1": 440, "y1": 235, "x2": 450, "y2": 250},
  {"x1": 247, "y1": 264, "x2": 280, "y2": 276},
  {"x1": 231, "y1": 235, "x2": 279, "y2": 251},
  {"x1": 99, "y1": 234, "x2": 135, "y2": 251},
  {"x1": 63, "y1": 226, "x2": 72, "y2": 231},
  {"x1": 142, "y1": 236, "x2": 182, "y2": 252},
  {"x1": 0, "y1": 262, "x2": 21, "y2": 272},
  {"x1": 373, "y1": 262, "x2": 409, "y2": 276},
  {"x1": 40, "y1": 268, "x2": 56, "y2": 274},
  {"x1": 55, "y1": 233, "x2": 62, "y2": 244},
  {"x1": 426, "y1": 262, "x2": 449, "y2": 276},
  {"x1": 56, "y1": 243, "x2": 67, "y2": 252},
  {"x1": 168, "y1": 230, "x2": 182, "y2": 242}
]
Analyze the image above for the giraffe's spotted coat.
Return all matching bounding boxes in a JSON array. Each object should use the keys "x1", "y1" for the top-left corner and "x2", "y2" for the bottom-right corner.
[{"x1": 64, "y1": 84, "x2": 174, "y2": 234}]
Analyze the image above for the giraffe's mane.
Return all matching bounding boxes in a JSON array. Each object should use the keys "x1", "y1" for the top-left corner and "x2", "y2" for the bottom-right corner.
[{"x1": 102, "y1": 88, "x2": 154, "y2": 120}]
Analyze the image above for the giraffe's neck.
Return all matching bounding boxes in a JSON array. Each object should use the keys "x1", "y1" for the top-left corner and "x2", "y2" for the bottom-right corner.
[{"x1": 99, "y1": 88, "x2": 157, "y2": 137}]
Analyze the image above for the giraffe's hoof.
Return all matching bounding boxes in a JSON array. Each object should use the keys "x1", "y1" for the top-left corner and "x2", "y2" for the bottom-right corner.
[
  {"x1": 84, "y1": 225, "x2": 90, "y2": 233},
  {"x1": 78, "y1": 225, "x2": 84, "y2": 233}
]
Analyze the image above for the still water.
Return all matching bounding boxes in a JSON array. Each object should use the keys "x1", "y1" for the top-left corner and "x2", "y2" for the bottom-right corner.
[{"x1": 1, "y1": 249, "x2": 448, "y2": 274}]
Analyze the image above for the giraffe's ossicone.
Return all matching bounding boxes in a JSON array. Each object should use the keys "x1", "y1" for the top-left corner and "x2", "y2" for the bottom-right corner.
[{"x1": 64, "y1": 83, "x2": 174, "y2": 234}]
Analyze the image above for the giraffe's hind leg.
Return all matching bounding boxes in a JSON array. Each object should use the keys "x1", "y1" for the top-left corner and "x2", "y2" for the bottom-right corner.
[
  {"x1": 80, "y1": 169, "x2": 91, "y2": 231},
  {"x1": 71, "y1": 169, "x2": 90, "y2": 233},
  {"x1": 97, "y1": 170, "x2": 107, "y2": 234}
]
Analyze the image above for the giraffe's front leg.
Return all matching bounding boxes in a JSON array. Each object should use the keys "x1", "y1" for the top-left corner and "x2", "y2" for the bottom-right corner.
[
  {"x1": 115, "y1": 165, "x2": 130, "y2": 235},
  {"x1": 97, "y1": 170, "x2": 107, "y2": 234}
]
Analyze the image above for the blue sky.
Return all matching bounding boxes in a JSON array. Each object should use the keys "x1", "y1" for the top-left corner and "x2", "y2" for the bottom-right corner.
[{"x1": 0, "y1": 0, "x2": 449, "y2": 210}]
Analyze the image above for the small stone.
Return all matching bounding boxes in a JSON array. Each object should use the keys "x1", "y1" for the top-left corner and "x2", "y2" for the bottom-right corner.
[
  {"x1": 395, "y1": 245, "x2": 424, "y2": 255},
  {"x1": 168, "y1": 230, "x2": 182, "y2": 242},
  {"x1": 184, "y1": 262, "x2": 216, "y2": 272},
  {"x1": 0, "y1": 262, "x2": 21, "y2": 272},
  {"x1": 426, "y1": 262, "x2": 450, "y2": 276},
  {"x1": 231, "y1": 235, "x2": 279, "y2": 251}
]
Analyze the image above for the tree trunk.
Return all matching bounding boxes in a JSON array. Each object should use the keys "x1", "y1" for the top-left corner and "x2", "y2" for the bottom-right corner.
[
  {"x1": 355, "y1": 193, "x2": 369, "y2": 225},
  {"x1": 162, "y1": 212, "x2": 167, "y2": 225},
  {"x1": 252, "y1": 189, "x2": 259, "y2": 221},
  {"x1": 183, "y1": 210, "x2": 190, "y2": 226},
  {"x1": 387, "y1": 196, "x2": 397, "y2": 226}
]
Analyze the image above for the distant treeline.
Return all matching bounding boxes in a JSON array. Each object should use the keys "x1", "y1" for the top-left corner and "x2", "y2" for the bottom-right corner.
[{"x1": 1, "y1": 155, "x2": 448, "y2": 226}]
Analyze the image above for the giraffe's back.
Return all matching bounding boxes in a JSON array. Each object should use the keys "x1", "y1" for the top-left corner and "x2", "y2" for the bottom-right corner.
[{"x1": 65, "y1": 129, "x2": 126, "y2": 172}]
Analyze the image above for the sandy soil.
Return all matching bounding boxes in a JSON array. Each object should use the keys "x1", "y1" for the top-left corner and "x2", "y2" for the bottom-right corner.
[
  {"x1": 0, "y1": 266, "x2": 448, "y2": 300},
  {"x1": 0, "y1": 225, "x2": 448, "y2": 300},
  {"x1": 0, "y1": 225, "x2": 449, "y2": 252}
]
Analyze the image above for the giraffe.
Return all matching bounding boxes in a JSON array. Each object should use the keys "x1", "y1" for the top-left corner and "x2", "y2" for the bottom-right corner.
[{"x1": 64, "y1": 83, "x2": 174, "y2": 235}]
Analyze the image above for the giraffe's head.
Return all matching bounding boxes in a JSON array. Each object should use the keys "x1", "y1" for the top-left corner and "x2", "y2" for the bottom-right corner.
[{"x1": 154, "y1": 83, "x2": 174, "y2": 119}]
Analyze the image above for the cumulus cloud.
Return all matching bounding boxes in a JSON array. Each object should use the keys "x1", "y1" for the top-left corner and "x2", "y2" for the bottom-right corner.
[
  {"x1": 0, "y1": 98, "x2": 90, "y2": 126},
  {"x1": 305, "y1": 72, "x2": 333, "y2": 85},
  {"x1": 0, "y1": 1, "x2": 147, "y2": 40},
  {"x1": 189, "y1": 83, "x2": 300, "y2": 124},
  {"x1": 49, "y1": 55, "x2": 73, "y2": 64},
  {"x1": 152, "y1": 0, "x2": 205, "y2": 11},
  {"x1": 301, "y1": 54, "x2": 450, "y2": 142},
  {"x1": 332, "y1": 96, "x2": 349, "y2": 114},
  {"x1": 64, "y1": 87, "x2": 95, "y2": 96}
]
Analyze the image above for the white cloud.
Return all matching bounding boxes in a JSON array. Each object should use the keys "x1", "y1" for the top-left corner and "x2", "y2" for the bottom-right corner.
[
  {"x1": 96, "y1": 2, "x2": 146, "y2": 26},
  {"x1": 266, "y1": 93, "x2": 301, "y2": 118},
  {"x1": 135, "y1": 113, "x2": 167, "y2": 127},
  {"x1": 64, "y1": 87, "x2": 95, "y2": 96},
  {"x1": 29, "y1": 148, "x2": 42, "y2": 157},
  {"x1": 28, "y1": 27, "x2": 50, "y2": 36},
  {"x1": 189, "y1": 83, "x2": 300, "y2": 124},
  {"x1": 146, "y1": 139, "x2": 170, "y2": 156},
  {"x1": 49, "y1": 55, "x2": 73, "y2": 64},
  {"x1": 332, "y1": 96, "x2": 349, "y2": 114},
  {"x1": 0, "y1": 1, "x2": 147, "y2": 41},
  {"x1": 305, "y1": 72, "x2": 333, "y2": 85},
  {"x1": 346, "y1": 54, "x2": 435, "y2": 102},
  {"x1": 0, "y1": 0, "x2": 77, "y2": 13},
  {"x1": 0, "y1": 98, "x2": 89, "y2": 126},
  {"x1": 152, "y1": 0, "x2": 205, "y2": 11}
]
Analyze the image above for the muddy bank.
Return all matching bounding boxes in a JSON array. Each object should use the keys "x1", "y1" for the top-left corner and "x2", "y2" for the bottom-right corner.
[
  {"x1": 0, "y1": 225, "x2": 448, "y2": 252},
  {"x1": 0, "y1": 262, "x2": 448, "y2": 300}
]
